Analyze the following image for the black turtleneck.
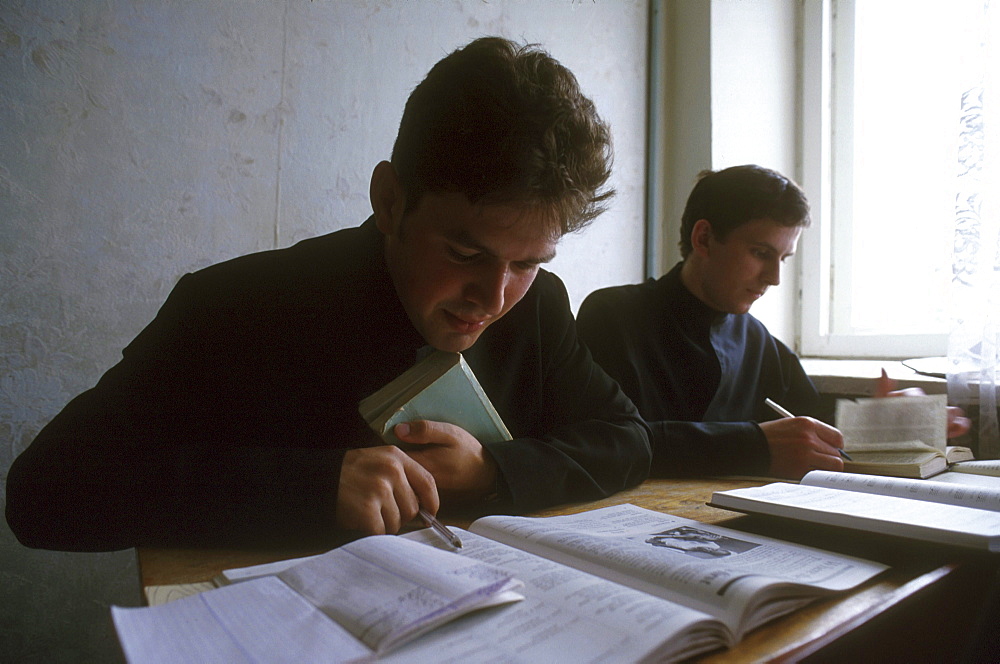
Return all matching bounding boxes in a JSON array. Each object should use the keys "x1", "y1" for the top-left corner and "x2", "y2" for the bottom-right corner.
[{"x1": 577, "y1": 262, "x2": 828, "y2": 477}]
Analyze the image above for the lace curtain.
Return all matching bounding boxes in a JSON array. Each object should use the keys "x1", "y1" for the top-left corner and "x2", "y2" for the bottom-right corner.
[{"x1": 949, "y1": 0, "x2": 1000, "y2": 457}]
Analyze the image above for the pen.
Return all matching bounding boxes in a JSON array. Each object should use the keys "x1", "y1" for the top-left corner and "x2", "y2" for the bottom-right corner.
[
  {"x1": 418, "y1": 507, "x2": 463, "y2": 549},
  {"x1": 764, "y1": 398, "x2": 853, "y2": 461}
]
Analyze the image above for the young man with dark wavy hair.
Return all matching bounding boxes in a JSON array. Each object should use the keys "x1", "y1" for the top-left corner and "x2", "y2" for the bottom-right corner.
[{"x1": 7, "y1": 37, "x2": 650, "y2": 551}]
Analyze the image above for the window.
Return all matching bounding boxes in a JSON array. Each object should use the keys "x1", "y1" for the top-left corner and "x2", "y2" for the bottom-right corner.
[{"x1": 799, "y1": 0, "x2": 982, "y2": 358}]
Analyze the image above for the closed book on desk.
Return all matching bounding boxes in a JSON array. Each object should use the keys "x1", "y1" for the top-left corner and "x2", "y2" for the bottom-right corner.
[
  {"x1": 118, "y1": 504, "x2": 887, "y2": 663},
  {"x1": 711, "y1": 470, "x2": 1000, "y2": 552},
  {"x1": 359, "y1": 350, "x2": 511, "y2": 447}
]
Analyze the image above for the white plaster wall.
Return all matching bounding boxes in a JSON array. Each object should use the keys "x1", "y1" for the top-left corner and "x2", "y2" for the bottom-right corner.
[
  {"x1": 0, "y1": 1, "x2": 648, "y2": 660},
  {"x1": 710, "y1": 0, "x2": 801, "y2": 343},
  {"x1": 656, "y1": 0, "x2": 712, "y2": 273},
  {"x1": 654, "y1": 0, "x2": 802, "y2": 345}
]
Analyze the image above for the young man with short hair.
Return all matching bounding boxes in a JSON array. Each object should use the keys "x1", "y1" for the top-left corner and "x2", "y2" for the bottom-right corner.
[
  {"x1": 6, "y1": 37, "x2": 650, "y2": 551},
  {"x1": 579, "y1": 165, "x2": 845, "y2": 480},
  {"x1": 578, "y1": 164, "x2": 968, "y2": 480}
]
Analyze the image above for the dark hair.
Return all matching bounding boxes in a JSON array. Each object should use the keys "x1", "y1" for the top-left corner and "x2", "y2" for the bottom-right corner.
[
  {"x1": 391, "y1": 36, "x2": 614, "y2": 235},
  {"x1": 679, "y1": 165, "x2": 811, "y2": 258}
]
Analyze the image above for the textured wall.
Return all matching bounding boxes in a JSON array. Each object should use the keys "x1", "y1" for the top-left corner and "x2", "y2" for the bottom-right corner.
[{"x1": 0, "y1": 1, "x2": 648, "y2": 660}]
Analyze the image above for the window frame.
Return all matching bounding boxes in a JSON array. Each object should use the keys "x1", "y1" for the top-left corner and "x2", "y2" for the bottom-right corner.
[{"x1": 798, "y1": 0, "x2": 950, "y2": 359}]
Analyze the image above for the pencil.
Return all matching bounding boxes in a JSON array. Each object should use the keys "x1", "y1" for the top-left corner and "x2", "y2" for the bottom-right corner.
[
  {"x1": 418, "y1": 507, "x2": 463, "y2": 548},
  {"x1": 764, "y1": 398, "x2": 853, "y2": 461}
]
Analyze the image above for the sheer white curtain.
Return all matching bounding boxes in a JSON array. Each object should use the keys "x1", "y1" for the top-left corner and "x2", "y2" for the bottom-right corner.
[{"x1": 949, "y1": 0, "x2": 1000, "y2": 457}]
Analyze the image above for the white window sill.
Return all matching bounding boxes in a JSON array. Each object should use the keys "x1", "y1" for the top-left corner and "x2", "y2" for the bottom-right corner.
[{"x1": 799, "y1": 358, "x2": 946, "y2": 397}]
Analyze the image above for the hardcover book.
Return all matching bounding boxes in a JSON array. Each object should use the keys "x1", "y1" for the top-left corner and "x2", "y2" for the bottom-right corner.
[{"x1": 359, "y1": 350, "x2": 512, "y2": 447}]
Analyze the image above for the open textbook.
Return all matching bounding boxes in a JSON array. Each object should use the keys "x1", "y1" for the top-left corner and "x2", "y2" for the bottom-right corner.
[
  {"x1": 113, "y1": 535, "x2": 523, "y2": 663},
  {"x1": 114, "y1": 505, "x2": 887, "y2": 664},
  {"x1": 933, "y1": 469, "x2": 1000, "y2": 489},
  {"x1": 711, "y1": 471, "x2": 1000, "y2": 551},
  {"x1": 835, "y1": 394, "x2": 972, "y2": 478},
  {"x1": 798, "y1": 470, "x2": 1000, "y2": 512}
]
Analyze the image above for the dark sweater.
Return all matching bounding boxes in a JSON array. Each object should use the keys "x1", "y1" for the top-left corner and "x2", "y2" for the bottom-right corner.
[
  {"x1": 7, "y1": 218, "x2": 650, "y2": 551},
  {"x1": 577, "y1": 262, "x2": 827, "y2": 477}
]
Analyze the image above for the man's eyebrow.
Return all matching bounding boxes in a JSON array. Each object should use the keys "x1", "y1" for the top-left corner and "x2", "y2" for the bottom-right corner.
[
  {"x1": 446, "y1": 229, "x2": 557, "y2": 264},
  {"x1": 752, "y1": 240, "x2": 795, "y2": 258},
  {"x1": 520, "y1": 249, "x2": 558, "y2": 265}
]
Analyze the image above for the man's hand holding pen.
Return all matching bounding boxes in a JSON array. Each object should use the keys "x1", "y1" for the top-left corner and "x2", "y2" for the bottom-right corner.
[
  {"x1": 758, "y1": 415, "x2": 846, "y2": 480},
  {"x1": 758, "y1": 367, "x2": 974, "y2": 482},
  {"x1": 336, "y1": 445, "x2": 439, "y2": 536},
  {"x1": 336, "y1": 418, "x2": 489, "y2": 541}
]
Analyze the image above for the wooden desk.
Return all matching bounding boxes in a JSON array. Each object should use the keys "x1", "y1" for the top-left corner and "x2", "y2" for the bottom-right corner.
[{"x1": 137, "y1": 478, "x2": 992, "y2": 662}]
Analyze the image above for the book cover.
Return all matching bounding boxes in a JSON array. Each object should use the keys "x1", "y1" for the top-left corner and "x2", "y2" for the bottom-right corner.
[{"x1": 359, "y1": 350, "x2": 512, "y2": 447}]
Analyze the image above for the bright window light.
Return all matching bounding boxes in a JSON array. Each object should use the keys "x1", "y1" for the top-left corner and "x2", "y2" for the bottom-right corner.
[{"x1": 831, "y1": 0, "x2": 980, "y2": 338}]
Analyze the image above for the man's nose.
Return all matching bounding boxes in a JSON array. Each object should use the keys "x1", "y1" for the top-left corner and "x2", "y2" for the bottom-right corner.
[
  {"x1": 467, "y1": 264, "x2": 508, "y2": 315},
  {"x1": 764, "y1": 259, "x2": 781, "y2": 286}
]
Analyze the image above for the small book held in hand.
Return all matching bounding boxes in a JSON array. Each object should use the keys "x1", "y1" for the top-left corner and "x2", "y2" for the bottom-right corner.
[{"x1": 359, "y1": 350, "x2": 512, "y2": 447}]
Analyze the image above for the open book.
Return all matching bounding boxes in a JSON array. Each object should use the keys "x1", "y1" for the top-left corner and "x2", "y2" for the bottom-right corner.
[
  {"x1": 950, "y1": 459, "x2": 1000, "y2": 478},
  {"x1": 113, "y1": 535, "x2": 523, "y2": 662},
  {"x1": 710, "y1": 470, "x2": 1000, "y2": 551},
  {"x1": 115, "y1": 505, "x2": 887, "y2": 663},
  {"x1": 359, "y1": 350, "x2": 511, "y2": 447},
  {"x1": 835, "y1": 394, "x2": 972, "y2": 478},
  {"x1": 932, "y1": 469, "x2": 1000, "y2": 490},
  {"x1": 837, "y1": 442, "x2": 973, "y2": 479}
]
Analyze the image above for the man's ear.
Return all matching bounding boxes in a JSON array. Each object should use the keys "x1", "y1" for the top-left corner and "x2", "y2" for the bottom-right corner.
[
  {"x1": 370, "y1": 161, "x2": 405, "y2": 236},
  {"x1": 690, "y1": 219, "x2": 715, "y2": 257}
]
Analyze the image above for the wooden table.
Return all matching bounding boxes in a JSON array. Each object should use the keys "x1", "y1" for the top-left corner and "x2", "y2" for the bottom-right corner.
[{"x1": 137, "y1": 478, "x2": 993, "y2": 662}]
